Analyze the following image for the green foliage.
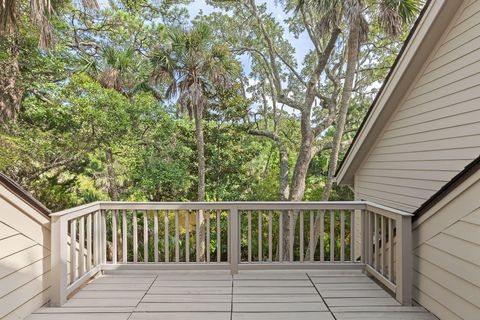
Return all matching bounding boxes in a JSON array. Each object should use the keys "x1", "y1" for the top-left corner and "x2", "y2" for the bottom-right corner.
[
  {"x1": 0, "y1": 0, "x2": 421, "y2": 261},
  {"x1": 0, "y1": 0, "x2": 418, "y2": 210}
]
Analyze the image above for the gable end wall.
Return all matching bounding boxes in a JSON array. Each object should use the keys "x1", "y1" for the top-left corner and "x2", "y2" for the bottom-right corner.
[{"x1": 354, "y1": 0, "x2": 480, "y2": 213}]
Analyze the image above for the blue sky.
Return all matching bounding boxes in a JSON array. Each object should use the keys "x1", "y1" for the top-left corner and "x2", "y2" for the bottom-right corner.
[{"x1": 184, "y1": 0, "x2": 314, "y2": 75}]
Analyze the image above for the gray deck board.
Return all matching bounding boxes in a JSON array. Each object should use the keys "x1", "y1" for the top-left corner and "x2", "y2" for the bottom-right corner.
[
  {"x1": 27, "y1": 270, "x2": 438, "y2": 320},
  {"x1": 142, "y1": 294, "x2": 232, "y2": 303},
  {"x1": 233, "y1": 302, "x2": 328, "y2": 312},
  {"x1": 135, "y1": 302, "x2": 232, "y2": 312},
  {"x1": 129, "y1": 312, "x2": 231, "y2": 320},
  {"x1": 232, "y1": 312, "x2": 335, "y2": 320}
]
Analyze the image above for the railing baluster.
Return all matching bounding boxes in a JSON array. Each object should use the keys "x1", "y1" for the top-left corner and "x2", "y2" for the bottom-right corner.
[
  {"x1": 279, "y1": 211, "x2": 283, "y2": 262},
  {"x1": 144, "y1": 211, "x2": 148, "y2": 263},
  {"x1": 289, "y1": 211, "x2": 294, "y2": 262},
  {"x1": 93, "y1": 211, "x2": 99, "y2": 266},
  {"x1": 122, "y1": 210, "x2": 127, "y2": 263},
  {"x1": 227, "y1": 209, "x2": 230, "y2": 263},
  {"x1": 78, "y1": 216, "x2": 85, "y2": 276},
  {"x1": 101, "y1": 210, "x2": 107, "y2": 264},
  {"x1": 70, "y1": 219, "x2": 77, "y2": 283},
  {"x1": 185, "y1": 210, "x2": 190, "y2": 263},
  {"x1": 381, "y1": 216, "x2": 386, "y2": 275},
  {"x1": 78, "y1": 217, "x2": 85, "y2": 277},
  {"x1": 175, "y1": 211, "x2": 180, "y2": 263},
  {"x1": 216, "y1": 210, "x2": 221, "y2": 262},
  {"x1": 388, "y1": 218, "x2": 394, "y2": 281},
  {"x1": 154, "y1": 211, "x2": 159, "y2": 263},
  {"x1": 369, "y1": 212, "x2": 374, "y2": 266},
  {"x1": 366, "y1": 211, "x2": 370, "y2": 265},
  {"x1": 196, "y1": 210, "x2": 200, "y2": 263},
  {"x1": 330, "y1": 210, "x2": 335, "y2": 262},
  {"x1": 374, "y1": 213, "x2": 379, "y2": 270},
  {"x1": 206, "y1": 210, "x2": 210, "y2": 263},
  {"x1": 351, "y1": 210, "x2": 355, "y2": 262},
  {"x1": 86, "y1": 214, "x2": 92, "y2": 271},
  {"x1": 340, "y1": 210, "x2": 345, "y2": 262},
  {"x1": 247, "y1": 210, "x2": 252, "y2": 263},
  {"x1": 165, "y1": 210, "x2": 169, "y2": 263},
  {"x1": 258, "y1": 211, "x2": 262, "y2": 262},
  {"x1": 268, "y1": 211, "x2": 273, "y2": 262},
  {"x1": 320, "y1": 210, "x2": 324, "y2": 262},
  {"x1": 309, "y1": 211, "x2": 314, "y2": 262},
  {"x1": 111, "y1": 211, "x2": 117, "y2": 265},
  {"x1": 300, "y1": 210, "x2": 304, "y2": 262},
  {"x1": 133, "y1": 212, "x2": 138, "y2": 263}
]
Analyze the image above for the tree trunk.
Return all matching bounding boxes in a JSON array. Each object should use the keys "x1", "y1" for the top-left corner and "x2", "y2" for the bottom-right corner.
[
  {"x1": 279, "y1": 109, "x2": 315, "y2": 261},
  {"x1": 0, "y1": 35, "x2": 22, "y2": 123},
  {"x1": 305, "y1": 19, "x2": 361, "y2": 260},
  {"x1": 278, "y1": 142, "x2": 290, "y2": 261},
  {"x1": 322, "y1": 22, "x2": 360, "y2": 201},
  {"x1": 106, "y1": 149, "x2": 119, "y2": 201},
  {"x1": 288, "y1": 109, "x2": 314, "y2": 202},
  {"x1": 105, "y1": 149, "x2": 122, "y2": 260},
  {"x1": 194, "y1": 105, "x2": 206, "y2": 262},
  {"x1": 278, "y1": 142, "x2": 290, "y2": 201}
]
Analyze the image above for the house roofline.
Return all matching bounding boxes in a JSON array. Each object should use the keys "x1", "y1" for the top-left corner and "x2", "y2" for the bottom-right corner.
[
  {"x1": 0, "y1": 172, "x2": 51, "y2": 218},
  {"x1": 413, "y1": 154, "x2": 480, "y2": 221},
  {"x1": 335, "y1": 0, "x2": 463, "y2": 185}
]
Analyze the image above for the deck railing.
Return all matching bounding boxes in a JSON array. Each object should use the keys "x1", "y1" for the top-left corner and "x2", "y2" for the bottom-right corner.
[{"x1": 50, "y1": 201, "x2": 412, "y2": 306}]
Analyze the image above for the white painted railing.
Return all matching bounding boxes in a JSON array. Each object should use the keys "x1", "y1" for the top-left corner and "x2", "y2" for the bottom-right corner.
[{"x1": 50, "y1": 201, "x2": 412, "y2": 306}]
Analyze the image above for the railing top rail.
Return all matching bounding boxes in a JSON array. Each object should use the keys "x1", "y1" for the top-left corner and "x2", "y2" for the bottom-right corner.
[
  {"x1": 50, "y1": 200, "x2": 413, "y2": 219},
  {"x1": 98, "y1": 201, "x2": 366, "y2": 211},
  {"x1": 365, "y1": 201, "x2": 413, "y2": 217},
  {"x1": 50, "y1": 202, "x2": 101, "y2": 218}
]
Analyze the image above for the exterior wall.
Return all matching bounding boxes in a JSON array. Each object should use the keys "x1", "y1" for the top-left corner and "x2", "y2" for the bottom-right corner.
[
  {"x1": 411, "y1": 169, "x2": 480, "y2": 320},
  {"x1": 0, "y1": 184, "x2": 51, "y2": 319},
  {"x1": 354, "y1": 0, "x2": 480, "y2": 212}
]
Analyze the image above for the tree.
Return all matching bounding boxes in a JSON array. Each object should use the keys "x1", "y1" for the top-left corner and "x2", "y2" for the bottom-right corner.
[
  {"x1": 0, "y1": 0, "x2": 99, "y2": 122},
  {"x1": 206, "y1": 0, "x2": 420, "y2": 260},
  {"x1": 297, "y1": 0, "x2": 421, "y2": 257},
  {"x1": 151, "y1": 22, "x2": 240, "y2": 260}
]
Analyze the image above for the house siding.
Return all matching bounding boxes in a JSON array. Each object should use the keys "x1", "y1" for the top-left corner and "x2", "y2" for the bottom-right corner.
[
  {"x1": 411, "y1": 169, "x2": 480, "y2": 320},
  {"x1": 0, "y1": 184, "x2": 51, "y2": 320},
  {"x1": 354, "y1": 0, "x2": 480, "y2": 213}
]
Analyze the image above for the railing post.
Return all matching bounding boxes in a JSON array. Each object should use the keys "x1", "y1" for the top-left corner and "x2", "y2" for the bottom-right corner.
[
  {"x1": 50, "y1": 216, "x2": 67, "y2": 306},
  {"x1": 230, "y1": 207, "x2": 239, "y2": 274},
  {"x1": 396, "y1": 215, "x2": 412, "y2": 305}
]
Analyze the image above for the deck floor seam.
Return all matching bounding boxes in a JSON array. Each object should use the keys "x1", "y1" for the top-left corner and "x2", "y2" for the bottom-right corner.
[{"x1": 306, "y1": 272, "x2": 337, "y2": 320}]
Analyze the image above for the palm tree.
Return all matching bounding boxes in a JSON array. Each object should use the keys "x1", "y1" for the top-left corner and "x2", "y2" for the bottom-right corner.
[
  {"x1": 297, "y1": 0, "x2": 421, "y2": 257},
  {"x1": 151, "y1": 22, "x2": 239, "y2": 261},
  {"x1": 0, "y1": 0, "x2": 98, "y2": 122}
]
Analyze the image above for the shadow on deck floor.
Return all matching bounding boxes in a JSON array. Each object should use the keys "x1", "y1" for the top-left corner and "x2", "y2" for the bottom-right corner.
[{"x1": 27, "y1": 270, "x2": 437, "y2": 320}]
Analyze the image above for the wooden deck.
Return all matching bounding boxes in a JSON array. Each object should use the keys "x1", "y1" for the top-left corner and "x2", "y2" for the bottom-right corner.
[{"x1": 28, "y1": 270, "x2": 436, "y2": 320}]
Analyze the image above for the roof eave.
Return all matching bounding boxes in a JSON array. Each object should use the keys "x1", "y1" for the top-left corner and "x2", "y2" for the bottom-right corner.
[{"x1": 0, "y1": 172, "x2": 51, "y2": 218}]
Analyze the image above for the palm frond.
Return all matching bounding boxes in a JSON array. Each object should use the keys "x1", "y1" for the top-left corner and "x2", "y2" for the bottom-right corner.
[
  {"x1": 378, "y1": 0, "x2": 421, "y2": 37},
  {"x1": 344, "y1": 0, "x2": 364, "y2": 23},
  {"x1": 81, "y1": 0, "x2": 99, "y2": 9}
]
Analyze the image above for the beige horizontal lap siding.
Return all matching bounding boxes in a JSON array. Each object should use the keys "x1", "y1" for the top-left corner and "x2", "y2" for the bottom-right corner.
[
  {"x1": 411, "y1": 169, "x2": 480, "y2": 320},
  {"x1": 0, "y1": 184, "x2": 51, "y2": 320},
  {"x1": 355, "y1": 0, "x2": 480, "y2": 213}
]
